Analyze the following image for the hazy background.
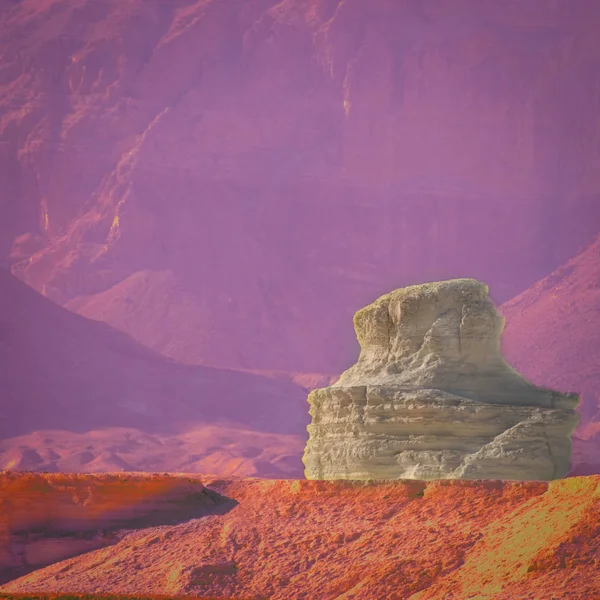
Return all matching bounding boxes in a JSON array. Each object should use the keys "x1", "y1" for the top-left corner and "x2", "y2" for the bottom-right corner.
[{"x1": 1, "y1": 0, "x2": 599, "y2": 476}]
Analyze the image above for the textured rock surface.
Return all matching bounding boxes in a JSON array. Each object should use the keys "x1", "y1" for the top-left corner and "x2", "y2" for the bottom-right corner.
[
  {"x1": 304, "y1": 279, "x2": 580, "y2": 481},
  {"x1": 0, "y1": 472, "x2": 230, "y2": 585},
  {"x1": 3, "y1": 0, "x2": 600, "y2": 374},
  {"x1": 2, "y1": 474, "x2": 599, "y2": 599}
]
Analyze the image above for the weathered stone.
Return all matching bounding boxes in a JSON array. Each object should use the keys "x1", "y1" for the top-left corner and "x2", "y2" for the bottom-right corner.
[{"x1": 303, "y1": 279, "x2": 580, "y2": 481}]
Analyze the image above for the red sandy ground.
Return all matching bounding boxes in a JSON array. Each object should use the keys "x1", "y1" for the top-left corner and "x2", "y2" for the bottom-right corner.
[
  {"x1": 0, "y1": 472, "x2": 233, "y2": 587},
  {"x1": 1, "y1": 473, "x2": 598, "y2": 599},
  {"x1": 0, "y1": 472, "x2": 208, "y2": 532},
  {"x1": 0, "y1": 596, "x2": 246, "y2": 600}
]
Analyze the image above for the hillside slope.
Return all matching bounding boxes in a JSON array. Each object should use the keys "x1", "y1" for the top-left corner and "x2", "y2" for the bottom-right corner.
[
  {"x1": 0, "y1": 269, "x2": 307, "y2": 475},
  {"x1": 501, "y1": 236, "x2": 600, "y2": 426},
  {"x1": 2, "y1": 474, "x2": 599, "y2": 599},
  {"x1": 501, "y1": 236, "x2": 600, "y2": 474}
]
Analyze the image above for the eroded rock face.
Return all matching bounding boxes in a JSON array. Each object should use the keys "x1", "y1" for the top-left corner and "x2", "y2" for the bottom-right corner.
[
  {"x1": 4, "y1": 1, "x2": 600, "y2": 374},
  {"x1": 303, "y1": 279, "x2": 580, "y2": 481},
  {"x1": 0, "y1": 472, "x2": 228, "y2": 584}
]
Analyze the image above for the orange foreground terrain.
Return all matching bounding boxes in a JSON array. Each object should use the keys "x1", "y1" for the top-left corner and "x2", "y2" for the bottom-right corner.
[
  {"x1": 0, "y1": 473, "x2": 598, "y2": 600},
  {"x1": 0, "y1": 596, "x2": 246, "y2": 600}
]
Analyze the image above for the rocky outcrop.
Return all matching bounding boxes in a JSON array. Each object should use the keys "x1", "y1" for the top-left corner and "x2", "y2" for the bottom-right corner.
[
  {"x1": 0, "y1": 472, "x2": 230, "y2": 585},
  {"x1": 303, "y1": 279, "x2": 580, "y2": 481}
]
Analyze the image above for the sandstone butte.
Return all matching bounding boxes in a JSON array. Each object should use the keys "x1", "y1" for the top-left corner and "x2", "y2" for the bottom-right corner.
[
  {"x1": 304, "y1": 279, "x2": 580, "y2": 482},
  {"x1": 0, "y1": 472, "x2": 598, "y2": 599}
]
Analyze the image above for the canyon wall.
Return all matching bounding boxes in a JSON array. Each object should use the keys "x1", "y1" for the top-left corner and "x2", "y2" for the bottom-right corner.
[{"x1": 2, "y1": 0, "x2": 600, "y2": 373}]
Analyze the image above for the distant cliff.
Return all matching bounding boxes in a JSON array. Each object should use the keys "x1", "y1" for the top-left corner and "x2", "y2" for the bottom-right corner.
[{"x1": 2, "y1": 0, "x2": 600, "y2": 374}]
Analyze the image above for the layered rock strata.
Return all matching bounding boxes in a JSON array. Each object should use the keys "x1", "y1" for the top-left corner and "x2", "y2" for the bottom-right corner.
[{"x1": 303, "y1": 279, "x2": 580, "y2": 481}]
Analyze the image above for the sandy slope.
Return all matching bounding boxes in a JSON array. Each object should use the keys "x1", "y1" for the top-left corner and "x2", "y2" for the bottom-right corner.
[
  {"x1": 1, "y1": 474, "x2": 598, "y2": 599},
  {"x1": 501, "y1": 235, "x2": 600, "y2": 473},
  {"x1": 501, "y1": 235, "x2": 600, "y2": 422}
]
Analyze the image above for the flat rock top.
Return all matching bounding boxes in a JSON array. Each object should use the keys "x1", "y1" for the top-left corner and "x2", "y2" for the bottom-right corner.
[
  {"x1": 333, "y1": 278, "x2": 579, "y2": 409},
  {"x1": 358, "y1": 278, "x2": 488, "y2": 310}
]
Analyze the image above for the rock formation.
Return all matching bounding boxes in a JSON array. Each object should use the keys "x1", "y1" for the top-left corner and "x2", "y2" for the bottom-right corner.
[
  {"x1": 303, "y1": 279, "x2": 580, "y2": 481},
  {"x1": 0, "y1": 472, "x2": 227, "y2": 585}
]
